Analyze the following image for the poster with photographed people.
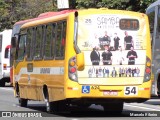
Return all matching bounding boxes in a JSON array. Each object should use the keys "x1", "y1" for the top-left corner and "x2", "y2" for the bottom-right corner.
[{"x1": 76, "y1": 14, "x2": 147, "y2": 81}]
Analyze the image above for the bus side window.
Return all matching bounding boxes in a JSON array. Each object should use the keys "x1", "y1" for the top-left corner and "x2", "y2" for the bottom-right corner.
[
  {"x1": 44, "y1": 24, "x2": 52, "y2": 59},
  {"x1": 34, "y1": 26, "x2": 43, "y2": 59},
  {"x1": 17, "y1": 34, "x2": 26, "y2": 60},
  {"x1": 26, "y1": 28, "x2": 33, "y2": 60},
  {"x1": 61, "y1": 21, "x2": 66, "y2": 57},
  {"x1": 52, "y1": 23, "x2": 56, "y2": 58},
  {"x1": 55, "y1": 21, "x2": 66, "y2": 59}
]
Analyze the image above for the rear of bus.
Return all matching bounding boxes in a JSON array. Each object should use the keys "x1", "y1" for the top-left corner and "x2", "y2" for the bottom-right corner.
[
  {"x1": 65, "y1": 9, "x2": 151, "y2": 107},
  {"x1": 0, "y1": 29, "x2": 12, "y2": 87}
]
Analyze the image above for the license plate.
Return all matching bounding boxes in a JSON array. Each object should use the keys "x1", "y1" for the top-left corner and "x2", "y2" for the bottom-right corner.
[{"x1": 103, "y1": 91, "x2": 118, "y2": 96}]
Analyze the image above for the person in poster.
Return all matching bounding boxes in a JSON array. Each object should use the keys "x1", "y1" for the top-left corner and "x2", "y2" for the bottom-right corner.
[
  {"x1": 98, "y1": 67, "x2": 103, "y2": 77},
  {"x1": 90, "y1": 46, "x2": 100, "y2": 65},
  {"x1": 124, "y1": 31, "x2": 134, "y2": 50},
  {"x1": 131, "y1": 68, "x2": 135, "y2": 77},
  {"x1": 111, "y1": 67, "x2": 117, "y2": 77},
  {"x1": 96, "y1": 68, "x2": 99, "y2": 78},
  {"x1": 125, "y1": 67, "x2": 128, "y2": 77},
  {"x1": 99, "y1": 31, "x2": 111, "y2": 50},
  {"x1": 114, "y1": 33, "x2": 120, "y2": 50},
  {"x1": 117, "y1": 46, "x2": 124, "y2": 65},
  {"x1": 103, "y1": 67, "x2": 106, "y2": 78},
  {"x1": 119, "y1": 67, "x2": 122, "y2": 77},
  {"x1": 106, "y1": 68, "x2": 109, "y2": 77},
  {"x1": 128, "y1": 67, "x2": 132, "y2": 77},
  {"x1": 102, "y1": 45, "x2": 113, "y2": 65},
  {"x1": 90, "y1": 33, "x2": 100, "y2": 48},
  {"x1": 122, "y1": 67, "x2": 125, "y2": 77},
  {"x1": 88, "y1": 68, "x2": 92, "y2": 78},
  {"x1": 91, "y1": 67, "x2": 96, "y2": 77},
  {"x1": 136, "y1": 67, "x2": 140, "y2": 77},
  {"x1": 126, "y1": 47, "x2": 138, "y2": 65}
]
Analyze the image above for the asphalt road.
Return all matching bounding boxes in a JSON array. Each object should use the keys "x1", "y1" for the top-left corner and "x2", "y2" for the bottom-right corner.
[{"x1": 0, "y1": 85, "x2": 160, "y2": 120}]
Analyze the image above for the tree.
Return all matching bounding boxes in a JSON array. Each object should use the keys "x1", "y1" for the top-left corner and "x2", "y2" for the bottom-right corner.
[
  {"x1": 0, "y1": 0, "x2": 157, "y2": 31},
  {"x1": 0, "y1": 0, "x2": 54, "y2": 31},
  {"x1": 76, "y1": 0, "x2": 156, "y2": 13}
]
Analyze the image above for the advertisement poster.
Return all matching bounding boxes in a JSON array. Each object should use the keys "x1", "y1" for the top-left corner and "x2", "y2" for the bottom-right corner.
[{"x1": 77, "y1": 14, "x2": 147, "y2": 80}]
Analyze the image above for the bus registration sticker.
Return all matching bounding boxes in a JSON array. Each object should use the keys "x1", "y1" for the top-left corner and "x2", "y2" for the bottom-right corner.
[
  {"x1": 124, "y1": 86, "x2": 138, "y2": 96},
  {"x1": 82, "y1": 86, "x2": 90, "y2": 94}
]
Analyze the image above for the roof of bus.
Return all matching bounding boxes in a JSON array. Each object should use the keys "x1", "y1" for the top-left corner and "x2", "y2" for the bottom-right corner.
[
  {"x1": 146, "y1": 0, "x2": 160, "y2": 12},
  {"x1": 21, "y1": 8, "x2": 145, "y2": 29},
  {"x1": 14, "y1": 10, "x2": 75, "y2": 25},
  {"x1": 0, "y1": 29, "x2": 12, "y2": 34}
]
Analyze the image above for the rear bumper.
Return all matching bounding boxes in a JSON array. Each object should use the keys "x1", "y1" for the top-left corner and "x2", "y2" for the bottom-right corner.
[
  {"x1": 65, "y1": 80, "x2": 151, "y2": 102},
  {"x1": 3, "y1": 71, "x2": 10, "y2": 78}
]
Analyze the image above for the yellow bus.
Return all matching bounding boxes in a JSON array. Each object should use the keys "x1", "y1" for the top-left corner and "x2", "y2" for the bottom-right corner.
[
  {"x1": 11, "y1": 8, "x2": 152, "y2": 113},
  {"x1": 146, "y1": 0, "x2": 160, "y2": 97}
]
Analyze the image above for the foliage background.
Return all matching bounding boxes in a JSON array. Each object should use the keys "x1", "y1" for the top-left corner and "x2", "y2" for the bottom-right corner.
[{"x1": 0, "y1": 0, "x2": 157, "y2": 31}]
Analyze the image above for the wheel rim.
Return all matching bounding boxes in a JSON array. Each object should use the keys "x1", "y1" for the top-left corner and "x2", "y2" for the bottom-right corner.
[{"x1": 45, "y1": 98, "x2": 50, "y2": 112}]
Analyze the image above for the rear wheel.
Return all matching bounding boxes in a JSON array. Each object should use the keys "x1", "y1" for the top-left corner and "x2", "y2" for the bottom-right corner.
[
  {"x1": 17, "y1": 85, "x2": 28, "y2": 107},
  {"x1": 45, "y1": 97, "x2": 59, "y2": 113},
  {"x1": 102, "y1": 102, "x2": 124, "y2": 115},
  {"x1": 0, "y1": 81, "x2": 5, "y2": 87},
  {"x1": 18, "y1": 97, "x2": 28, "y2": 107},
  {"x1": 44, "y1": 88, "x2": 59, "y2": 113}
]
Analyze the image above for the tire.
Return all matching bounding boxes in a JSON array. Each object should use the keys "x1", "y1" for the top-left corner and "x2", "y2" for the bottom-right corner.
[
  {"x1": 44, "y1": 93, "x2": 59, "y2": 113},
  {"x1": 17, "y1": 85, "x2": 28, "y2": 107},
  {"x1": 157, "y1": 91, "x2": 160, "y2": 97},
  {"x1": 102, "y1": 102, "x2": 123, "y2": 115},
  {"x1": 0, "y1": 81, "x2": 5, "y2": 87},
  {"x1": 80, "y1": 104, "x2": 91, "y2": 108},
  {"x1": 18, "y1": 97, "x2": 28, "y2": 107}
]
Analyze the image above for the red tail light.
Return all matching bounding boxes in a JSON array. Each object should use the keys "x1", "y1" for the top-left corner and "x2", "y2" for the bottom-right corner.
[
  {"x1": 68, "y1": 56, "x2": 78, "y2": 82},
  {"x1": 144, "y1": 56, "x2": 151, "y2": 82},
  {"x1": 3, "y1": 64, "x2": 7, "y2": 70},
  {"x1": 145, "y1": 67, "x2": 151, "y2": 74},
  {"x1": 70, "y1": 67, "x2": 76, "y2": 73}
]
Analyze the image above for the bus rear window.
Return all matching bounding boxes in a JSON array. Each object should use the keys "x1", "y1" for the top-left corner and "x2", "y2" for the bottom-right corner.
[{"x1": 119, "y1": 19, "x2": 139, "y2": 30}]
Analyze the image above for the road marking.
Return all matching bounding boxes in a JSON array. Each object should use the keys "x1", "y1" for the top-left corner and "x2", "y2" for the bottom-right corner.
[
  {"x1": 147, "y1": 99, "x2": 160, "y2": 102},
  {"x1": 0, "y1": 87, "x2": 13, "y2": 91},
  {"x1": 125, "y1": 104, "x2": 160, "y2": 111}
]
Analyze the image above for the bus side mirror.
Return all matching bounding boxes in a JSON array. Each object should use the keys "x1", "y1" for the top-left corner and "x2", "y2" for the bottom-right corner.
[
  {"x1": 11, "y1": 37, "x2": 17, "y2": 48},
  {"x1": 76, "y1": 52, "x2": 85, "y2": 71}
]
